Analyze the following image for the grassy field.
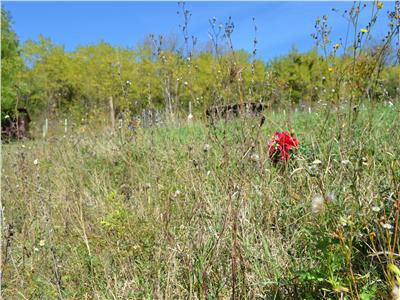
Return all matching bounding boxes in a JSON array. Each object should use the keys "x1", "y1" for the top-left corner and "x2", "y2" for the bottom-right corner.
[{"x1": 1, "y1": 103, "x2": 399, "y2": 299}]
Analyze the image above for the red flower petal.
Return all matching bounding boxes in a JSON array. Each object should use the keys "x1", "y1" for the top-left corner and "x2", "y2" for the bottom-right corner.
[{"x1": 267, "y1": 131, "x2": 299, "y2": 162}]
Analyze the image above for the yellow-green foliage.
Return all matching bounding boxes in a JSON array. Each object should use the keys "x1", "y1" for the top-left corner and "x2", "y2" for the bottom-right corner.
[
  {"x1": 16, "y1": 39, "x2": 399, "y2": 122},
  {"x1": 1, "y1": 9, "x2": 25, "y2": 118}
]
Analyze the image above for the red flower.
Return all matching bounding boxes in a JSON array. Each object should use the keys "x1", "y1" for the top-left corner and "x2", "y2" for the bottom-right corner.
[{"x1": 268, "y1": 131, "x2": 299, "y2": 162}]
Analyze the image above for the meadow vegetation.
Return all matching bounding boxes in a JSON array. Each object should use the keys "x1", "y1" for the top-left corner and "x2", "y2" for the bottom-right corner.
[
  {"x1": 2, "y1": 104, "x2": 399, "y2": 299},
  {"x1": 1, "y1": 1, "x2": 400, "y2": 299}
]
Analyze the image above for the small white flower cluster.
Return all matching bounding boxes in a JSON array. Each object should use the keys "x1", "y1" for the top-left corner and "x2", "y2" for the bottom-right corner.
[
  {"x1": 382, "y1": 223, "x2": 393, "y2": 230},
  {"x1": 372, "y1": 206, "x2": 381, "y2": 213}
]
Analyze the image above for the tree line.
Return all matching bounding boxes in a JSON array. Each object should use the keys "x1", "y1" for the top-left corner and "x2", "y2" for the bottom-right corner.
[{"x1": 1, "y1": 5, "x2": 399, "y2": 124}]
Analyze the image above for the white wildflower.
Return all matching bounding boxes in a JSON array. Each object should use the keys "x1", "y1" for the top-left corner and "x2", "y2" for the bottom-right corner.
[
  {"x1": 33, "y1": 159, "x2": 39, "y2": 165},
  {"x1": 372, "y1": 206, "x2": 381, "y2": 212},
  {"x1": 203, "y1": 144, "x2": 211, "y2": 153},
  {"x1": 174, "y1": 190, "x2": 181, "y2": 197},
  {"x1": 382, "y1": 223, "x2": 393, "y2": 230},
  {"x1": 312, "y1": 159, "x2": 322, "y2": 165},
  {"x1": 341, "y1": 159, "x2": 351, "y2": 165},
  {"x1": 39, "y1": 240, "x2": 45, "y2": 247}
]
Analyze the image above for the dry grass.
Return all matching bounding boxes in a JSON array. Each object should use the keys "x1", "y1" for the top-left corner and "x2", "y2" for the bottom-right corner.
[{"x1": 1, "y1": 103, "x2": 399, "y2": 299}]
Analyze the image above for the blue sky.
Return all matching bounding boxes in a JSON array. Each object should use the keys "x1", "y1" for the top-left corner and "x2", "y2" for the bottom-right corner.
[{"x1": 2, "y1": 1, "x2": 396, "y2": 61}]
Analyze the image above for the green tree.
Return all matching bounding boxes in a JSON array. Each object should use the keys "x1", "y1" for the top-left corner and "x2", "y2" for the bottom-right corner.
[{"x1": 1, "y1": 8, "x2": 25, "y2": 120}]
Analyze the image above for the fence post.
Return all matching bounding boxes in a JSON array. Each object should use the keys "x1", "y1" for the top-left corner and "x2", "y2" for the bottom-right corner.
[
  {"x1": 43, "y1": 118, "x2": 48, "y2": 138},
  {"x1": 119, "y1": 119, "x2": 123, "y2": 130},
  {"x1": 109, "y1": 96, "x2": 115, "y2": 131},
  {"x1": 187, "y1": 101, "x2": 193, "y2": 122}
]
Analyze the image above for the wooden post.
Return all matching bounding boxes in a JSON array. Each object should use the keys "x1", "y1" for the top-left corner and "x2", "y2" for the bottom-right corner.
[
  {"x1": 109, "y1": 96, "x2": 115, "y2": 131},
  {"x1": 187, "y1": 101, "x2": 193, "y2": 122},
  {"x1": 43, "y1": 118, "x2": 48, "y2": 138}
]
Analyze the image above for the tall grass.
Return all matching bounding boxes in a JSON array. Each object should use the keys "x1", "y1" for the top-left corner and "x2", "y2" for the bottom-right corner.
[
  {"x1": 2, "y1": 1, "x2": 399, "y2": 298},
  {"x1": 2, "y1": 102, "x2": 399, "y2": 299}
]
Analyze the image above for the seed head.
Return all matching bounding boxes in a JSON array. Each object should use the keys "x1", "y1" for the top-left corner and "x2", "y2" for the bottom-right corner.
[
  {"x1": 250, "y1": 153, "x2": 260, "y2": 162},
  {"x1": 326, "y1": 192, "x2": 336, "y2": 202},
  {"x1": 311, "y1": 195, "x2": 325, "y2": 214}
]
